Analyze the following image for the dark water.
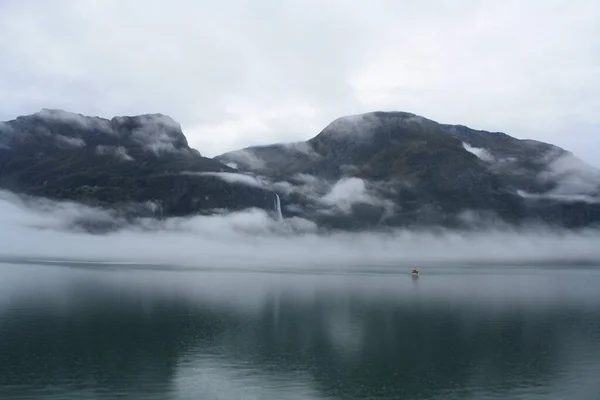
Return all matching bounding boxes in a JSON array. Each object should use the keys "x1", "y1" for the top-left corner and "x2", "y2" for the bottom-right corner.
[{"x1": 1, "y1": 262, "x2": 599, "y2": 399}]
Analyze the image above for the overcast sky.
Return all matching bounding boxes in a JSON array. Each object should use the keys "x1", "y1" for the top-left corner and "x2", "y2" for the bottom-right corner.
[{"x1": 1, "y1": 0, "x2": 598, "y2": 164}]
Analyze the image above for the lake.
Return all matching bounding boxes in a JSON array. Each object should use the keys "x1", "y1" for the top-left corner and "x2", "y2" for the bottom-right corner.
[{"x1": 1, "y1": 261, "x2": 599, "y2": 399}]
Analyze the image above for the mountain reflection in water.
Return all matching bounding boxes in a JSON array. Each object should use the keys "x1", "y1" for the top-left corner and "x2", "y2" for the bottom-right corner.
[{"x1": 1, "y1": 263, "x2": 599, "y2": 399}]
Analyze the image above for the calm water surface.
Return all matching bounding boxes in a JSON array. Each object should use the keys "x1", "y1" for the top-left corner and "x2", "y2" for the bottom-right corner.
[{"x1": 0, "y1": 262, "x2": 599, "y2": 399}]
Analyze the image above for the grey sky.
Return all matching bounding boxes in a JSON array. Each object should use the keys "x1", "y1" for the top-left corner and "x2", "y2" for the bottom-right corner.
[{"x1": 1, "y1": 0, "x2": 599, "y2": 165}]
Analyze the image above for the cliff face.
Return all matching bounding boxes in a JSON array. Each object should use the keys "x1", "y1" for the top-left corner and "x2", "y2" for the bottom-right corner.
[{"x1": 0, "y1": 109, "x2": 277, "y2": 219}]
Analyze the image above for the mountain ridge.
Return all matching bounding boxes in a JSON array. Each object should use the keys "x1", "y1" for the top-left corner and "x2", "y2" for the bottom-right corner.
[
  {"x1": 2, "y1": 109, "x2": 600, "y2": 231},
  {"x1": 0, "y1": 109, "x2": 280, "y2": 229},
  {"x1": 217, "y1": 111, "x2": 600, "y2": 230}
]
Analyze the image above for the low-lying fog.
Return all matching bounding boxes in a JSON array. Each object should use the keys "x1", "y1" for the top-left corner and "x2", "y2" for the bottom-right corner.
[{"x1": 1, "y1": 189, "x2": 600, "y2": 268}]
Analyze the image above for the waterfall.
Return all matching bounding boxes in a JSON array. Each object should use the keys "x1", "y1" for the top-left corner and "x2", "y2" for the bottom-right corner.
[{"x1": 273, "y1": 193, "x2": 283, "y2": 221}]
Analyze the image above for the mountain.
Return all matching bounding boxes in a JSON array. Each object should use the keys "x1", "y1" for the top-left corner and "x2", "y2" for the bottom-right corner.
[
  {"x1": 217, "y1": 111, "x2": 600, "y2": 229},
  {"x1": 3, "y1": 109, "x2": 599, "y2": 232},
  {"x1": 0, "y1": 109, "x2": 278, "y2": 224}
]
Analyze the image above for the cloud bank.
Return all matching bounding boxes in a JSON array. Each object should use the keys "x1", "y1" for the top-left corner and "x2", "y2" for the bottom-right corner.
[
  {"x1": 0, "y1": 1, "x2": 598, "y2": 165},
  {"x1": 1, "y1": 189, "x2": 600, "y2": 269}
]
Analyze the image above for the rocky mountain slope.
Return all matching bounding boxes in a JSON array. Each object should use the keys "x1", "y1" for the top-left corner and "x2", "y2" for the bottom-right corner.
[
  {"x1": 2, "y1": 109, "x2": 599, "y2": 231},
  {"x1": 0, "y1": 109, "x2": 278, "y2": 223},
  {"x1": 217, "y1": 112, "x2": 600, "y2": 229}
]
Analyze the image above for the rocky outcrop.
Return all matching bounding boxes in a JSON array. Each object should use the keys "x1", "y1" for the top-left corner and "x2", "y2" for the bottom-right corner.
[{"x1": 0, "y1": 109, "x2": 276, "y2": 218}]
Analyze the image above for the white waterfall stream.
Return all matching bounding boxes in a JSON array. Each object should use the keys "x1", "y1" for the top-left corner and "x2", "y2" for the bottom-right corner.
[{"x1": 274, "y1": 193, "x2": 283, "y2": 221}]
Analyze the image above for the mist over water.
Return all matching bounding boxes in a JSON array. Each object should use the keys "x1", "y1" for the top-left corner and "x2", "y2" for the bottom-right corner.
[
  {"x1": 2, "y1": 189, "x2": 600, "y2": 268},
  {"x1": 2, "y1": 189, "x2": 600, "y2": 398}
]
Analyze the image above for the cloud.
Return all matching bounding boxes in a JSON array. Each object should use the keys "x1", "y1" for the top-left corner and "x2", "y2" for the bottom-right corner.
[
  {"x1": 315, "y1": 176, "x2": 397, "y2": 219},
  {"x1": 217, "y1": 149, "x2": 267, "y2": 171},
  {"x1": 184, "y1": 171, "x2": 397, "y2": 218},
  {"x1": 34, "y1": 108, "x2": 113, "y2": 133},
  {"x1": 0, "y1": 121, "x2": 13, "y2": 132},
  {"x1": 320, "y1": 177, "x2": 387, "y2": 213},
  {"x1": 185, "y1": 172, "x2": 268, "y2": 188},
  {"x1": 321, "y1": 112, "x2": 434, "y2": 143},
  {"x1": 125, "y1": 114, "x2": 186, "y2": 154},
  {"x1": 2, "y1": 110, "x2": 90, "y2": 149},
  {"x1": 3, "y1": 109, "x2": 190, "y2": 154},
  {"x1": 54, "y1": 134, "x2": 85, "y2": 148},
  {"x1": 513, "y1": 151, "x2": 600, "y2": 203},
  {"x1": 96, "y1": 145, "x2": 134, "y2": 161},
  {"x1": 2, "y1": 189, "x2": 600, "y2": 268},
  {"x1": 274, "y1": 173, "x2": 330, "y2": 201},
  {"x1": 321, "y1": 113, "x2": 381, "y2": 140},
  {"x1": 0, "y1": 190, "x2": 123, "y2": 232},
  {"x1": 517, "y1": 190, "x2": 600, "y2": 204},
  {"x1": 541, "y1": 152, "x2": 600, "y2": 195},
  {"x1": 0, "y1": 122, "x2": 14, "y2": 149},
  {"x1": 281, "y1": 141, "x2": 321, "y2": 158},
  {"x1": 194, "y1": 171, "x2": 397, "y2": 218},
  {"x1": 182, "y1": 171, "x2": 394, "y2": 218},
  {"x1": 462, "y1": 142, "x2": 495, "y2": 162},
  {"x1": 0, "y1": 1, "x2": 598, "y2": 164}
]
